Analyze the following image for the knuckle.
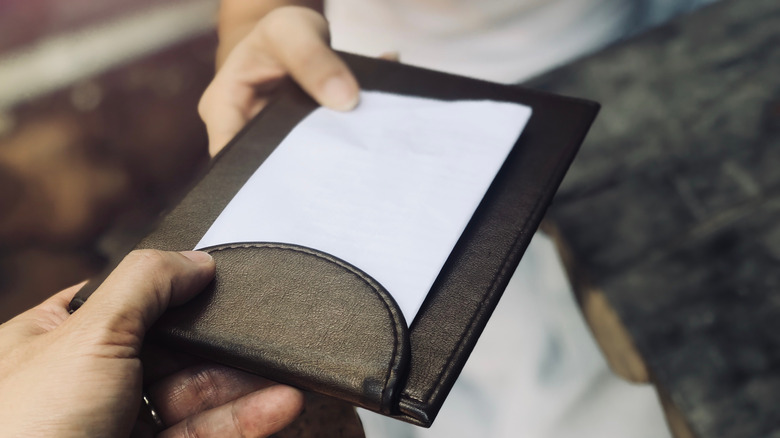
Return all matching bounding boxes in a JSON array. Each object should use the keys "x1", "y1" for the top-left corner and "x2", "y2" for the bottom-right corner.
[
  {"x1": 183, "y1": 416, "x2": 203, "y2": 438},
  {"x1": 89, "y1": 321, "x2": 144, "y2": 356},
  {"x1": 263, "y1": 5, "x2": 319, "y2": 29},
  {"x1": 123, "y1": 250, "x2": 177, "y2": 305},
  {"x1": 197, "y1": 88, "x2": 214, "y2": 120},
  {"x1": 260, "y1": 6, "x2": 328, "y2": 49},
  {"x1": 189, "y1": 366, "x2": 221, "y2": 406},
  {"x1": 230, "y1": 401, "x2": 246, "y2": 437},
  {"x1": 125, "y1": 249, "x2": 172, "y2": 272},
  {"x1": 256, "y1": 9, "x2": 285, "y2": 43}
]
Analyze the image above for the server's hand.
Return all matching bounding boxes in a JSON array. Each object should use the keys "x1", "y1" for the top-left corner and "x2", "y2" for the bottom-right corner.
[{"x1": 199, "y1": 6, "x2": 359, "y2": 155}]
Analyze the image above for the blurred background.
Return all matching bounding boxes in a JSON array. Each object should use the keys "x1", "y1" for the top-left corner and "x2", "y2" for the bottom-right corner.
[
  {"x1": 0, "y1": 0, "x2": 219, "y2": 321},
  {"x1": 1, "y1": 1, "x2": 778, "y2": 437},
  {"x1": 0, "y1": 0, "x2": 718, "y2": 323}
]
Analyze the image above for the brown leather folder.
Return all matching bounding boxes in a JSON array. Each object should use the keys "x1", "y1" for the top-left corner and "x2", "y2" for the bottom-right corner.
[{"x1": 70, "y1": 53, "x2": 599, "y2": 427}]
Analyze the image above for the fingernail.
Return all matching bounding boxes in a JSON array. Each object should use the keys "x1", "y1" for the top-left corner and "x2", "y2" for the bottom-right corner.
[
  {"x1": 179, "y1": 251, "x2": 213, "y2": 263},
  {"x1": 321, "y1": 75, "x2": 359, "y2": 111}
]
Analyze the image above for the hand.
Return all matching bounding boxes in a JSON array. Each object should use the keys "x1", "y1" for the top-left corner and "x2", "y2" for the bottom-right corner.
[
  {"x1": 199, "y1": 6, "x2": 360, "y2": 156},
  {"x1": 0, "y1": 249, "x2": 304, "y2": 437}
]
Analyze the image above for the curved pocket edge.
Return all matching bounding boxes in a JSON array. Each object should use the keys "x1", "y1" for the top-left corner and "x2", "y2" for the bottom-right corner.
[{"x1": 151, "y1": 242, "x2": 411, "y2": 415}]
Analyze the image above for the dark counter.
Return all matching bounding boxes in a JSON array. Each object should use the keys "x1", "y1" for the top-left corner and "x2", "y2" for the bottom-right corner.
[{"x1": 530, "y1": 0, "x2": 780, "y2": 436}]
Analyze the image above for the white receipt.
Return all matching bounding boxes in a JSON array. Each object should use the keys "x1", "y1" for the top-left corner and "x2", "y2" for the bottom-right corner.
[{"x1": 196, "y1": 91, "x2": 532, "y2": 322}]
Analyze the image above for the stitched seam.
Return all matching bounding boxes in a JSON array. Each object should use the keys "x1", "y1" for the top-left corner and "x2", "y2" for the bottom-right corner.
[
  {"x1": 206, "y1": 242, "x2": 402, "y2": 406},
  {"x1": 405, "y1": 177, "x2": 555, "y2": 405}
]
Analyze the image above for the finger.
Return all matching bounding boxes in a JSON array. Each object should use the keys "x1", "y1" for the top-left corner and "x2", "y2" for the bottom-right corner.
[
  {"x1": 199, "y1": 74, "x2": 272, "y2": 156},
  {"x1": 199, "y1": 48, "x2": 283, "y2": 155},
  {"x1": 199, "y1": 7, "x2": 359, "y2": 156},
  {"x1": 259, "y1": 7, "x2": 359, "y2": 111},
  {"x1": 158, "y1": 385, "x2": 304, "y2": 438},
  {"x1": 42, "y1": 281, "x2": 86, "y2": 313},
  {"x1": 0, "y1": 282, "x2": 86, "y2": 357},
  {"x1": 148, "y1": 363, "x2": 276, "y2": 426},
  {"x1": 66, "y1": 250, "x2": 215, "y2": 348},
  {"x1": 200, "y1": 7, "x2": 359, "y2": 155},
  {"x1": 1, "y1": 281, "x2": 82, "y2": 331},
  {"x1": 379, "y1": 51, "x2": 401, "y2": 62}
]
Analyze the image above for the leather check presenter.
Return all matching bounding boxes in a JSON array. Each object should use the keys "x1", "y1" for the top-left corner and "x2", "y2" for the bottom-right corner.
[{"x1": 70, "y1": 53, "x2": 599, "y2": 427}]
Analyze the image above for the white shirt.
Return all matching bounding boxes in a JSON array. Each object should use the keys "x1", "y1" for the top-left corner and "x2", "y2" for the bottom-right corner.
[{"x1": 327, "y1": 0, "x2": 633, "y2": 82}]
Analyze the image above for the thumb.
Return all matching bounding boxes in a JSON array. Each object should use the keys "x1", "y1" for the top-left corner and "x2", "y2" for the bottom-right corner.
[{"x1": 67, "y1": 250, "x2": 215, "y2": 346}]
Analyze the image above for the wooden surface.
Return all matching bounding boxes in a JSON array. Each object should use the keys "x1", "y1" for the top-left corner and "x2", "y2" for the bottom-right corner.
[{"x1": 529, "y1": 0, "x2": 780, "y2": 437}]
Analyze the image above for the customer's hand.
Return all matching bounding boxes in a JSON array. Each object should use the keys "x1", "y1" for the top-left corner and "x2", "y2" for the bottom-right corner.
[
  {"x1": 0, "y1": 249, "x2": 304, "y2": 437},
  {"x1": 199, "y1": 6, "x2": 360, "y2": 155}
]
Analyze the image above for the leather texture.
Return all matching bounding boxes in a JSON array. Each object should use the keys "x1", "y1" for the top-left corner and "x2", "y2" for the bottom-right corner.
[
  {"x1": 153, "y1": 243, "x2": 409, "y2": 414},
  {"x1": 70, "y1": 53, "x2": 599, "y2": 426}
]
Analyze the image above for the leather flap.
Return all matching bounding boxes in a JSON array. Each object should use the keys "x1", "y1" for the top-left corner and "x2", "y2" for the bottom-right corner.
[{"x1": 152, "y1": 242, "x2": 410, "y2": 414}]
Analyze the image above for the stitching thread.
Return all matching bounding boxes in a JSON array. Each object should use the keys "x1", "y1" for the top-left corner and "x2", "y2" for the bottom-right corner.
[{"x1": 205, "y1": 242, "x2": 402, "y2": 407}]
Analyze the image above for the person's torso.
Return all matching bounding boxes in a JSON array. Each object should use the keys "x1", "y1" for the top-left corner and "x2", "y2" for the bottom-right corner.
[{"x1": 326, "y1": 0, "x2": 633, "y2": 82}]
